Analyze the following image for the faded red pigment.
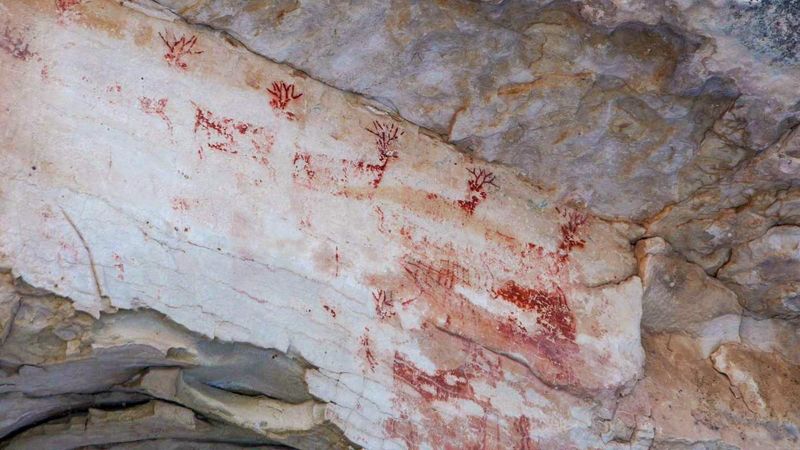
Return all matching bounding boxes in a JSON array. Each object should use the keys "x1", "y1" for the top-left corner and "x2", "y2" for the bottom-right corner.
[
  {"x1": 291, "y1": 152, "x2": 316, "y2": 185},
  {"x1": 392, "y1": 352, "x2": 475, "y2": 402},
  {"x1": 56, "y1": 0, "x2": 81, "y2": 14},
  {"x1": 361, "y1": 331, "x2": 378, "y2": 372},
  {"x1": 112, "y1": 253, "x2": 125, "y2": 281},
  {"x1": 1, "y1": 26, "x2": 33, "y2": 60},
  {"x1": 493, "y1": 281, "x2": 575, "y2": 341},
  {"x1": 193, "y1": 105, "x2": 273, "y2": 165},
  {"x1": 139, "y1": 97, "x2": 172, "y2": 133},
  {"x1": 373, "y1": 289, "x2": 396, "y2": 320}
]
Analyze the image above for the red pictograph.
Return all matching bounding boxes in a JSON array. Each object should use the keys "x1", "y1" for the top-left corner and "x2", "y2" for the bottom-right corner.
[
  {"x1": 457, "y1": 167, "x2": 498, "y2": 215},
  {"x1": 373, "y1": 289, "x2": 396, "y2": 320},
  {"x1": 358, "y1": 121, "x2": 404, "y2": 188},
  {"x1": 267, "y1": 81, "x2": 302, "y2": 109},
  {"x1": 158, "y1": 31, "x2": 202, "y2": 70}
]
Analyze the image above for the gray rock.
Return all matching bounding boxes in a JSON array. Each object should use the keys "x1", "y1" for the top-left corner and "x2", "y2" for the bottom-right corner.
[
  {"x1": 152, "y1": 0, "x2": 750, "y2": 220},
  {"x1": 718, "y1": 225, "x2": 800, "y2": 318},
  {"x1": 0, "y1": 278, "x2": 355, "y2": 449}
]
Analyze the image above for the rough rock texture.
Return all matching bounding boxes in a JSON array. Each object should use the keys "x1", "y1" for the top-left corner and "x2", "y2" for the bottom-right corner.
[
  {"x1": 717, "y1": 226, "x2": 800, "y2": 317},
  {"x1": 1, "y1": 0, "x2": 799, "y2": 448},
  {"x1": 0, "y1": 273, "x2": 351, "y2": 449},
  {"x1": 149, "y1": 0, "x2": 800, "y2": 222},
  {"x1": 636, "y1": 237, "x2": 741, "y2": 356}
]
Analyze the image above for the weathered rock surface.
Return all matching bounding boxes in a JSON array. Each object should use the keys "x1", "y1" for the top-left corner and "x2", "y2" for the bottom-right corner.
[
  {"x1": 1, "y1": 0, "x2": 799, "y2": 448},
  {"x1": 718, "y1": 226, "x2": 800, "y2": 318},
  {"x1": 636, "y1": 237, "x2": 741, "y2": 355},
  {"x1": 149, "y1": 0, "x2": 800, "y2": 222},
  {"x1": 613, "y1": 334, "x2": 800, "y2": 450},
  {"x1": 740, "y1": 315, "x2": 800, "y2": 366},
  {"x1": 0, "y1": 273, "x2": 353, "y2": 449},
  {"x1": 1, "y1": 1, "x2": 646, "y2": 448}
]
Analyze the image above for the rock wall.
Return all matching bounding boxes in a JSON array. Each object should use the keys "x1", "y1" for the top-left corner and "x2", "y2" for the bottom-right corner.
[{"x1": 0, "y1": 0, "x2": 798, "y2": 449}]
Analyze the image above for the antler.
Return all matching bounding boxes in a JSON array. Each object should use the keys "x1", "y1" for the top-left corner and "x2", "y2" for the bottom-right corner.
[
  {"x1": 466, "y1": 167, "x2": 497, "y2": 191},
  {"x1": 366, "y1": 121, "x2": 403, "y2": 155},
  {"x1": 267, "y1": 81, "x2": 303, "y2": 109}
]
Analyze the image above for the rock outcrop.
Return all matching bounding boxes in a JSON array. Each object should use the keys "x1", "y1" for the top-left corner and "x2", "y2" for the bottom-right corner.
[{"x1": 1, "y1": 0, "x2": 798, "y2": 448}]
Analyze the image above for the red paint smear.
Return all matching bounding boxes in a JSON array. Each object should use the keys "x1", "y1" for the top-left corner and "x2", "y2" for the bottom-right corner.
[
  {"x1": 361, "y1": 331, "x2": 377, "y2": 372},
  {"x1": 171, "y1": 197, "x2": 191, "y2": 211},
  {"x1": 56, "y1": 0, "x2": 81, "y2": 13},
  {"x1": 193, "y1": 105, "x2": 274, "y2": 166},
  {"x1": 385, "y1": 416, "x2": 421, "y2": 450},
  {"x1": 291, "y1": 152, "x2": 316, "y2": 186},
  {"x1": 1, "y1": 26, "x2": 34, "y2": 61},
  {"x1": 334, "y1": 246, "x2": 340, "y2": 277},
  {"x1": 493, "y1": 281, "x2": 575, "y2": 341},
  {"x1": 495, "y1": 315, "x2": 576, "y2": 386},
  {"x1": 373, "y1": 289, "x2": 396, "y2": 320},
  {"x1": 112, "y1": 252, "x2": 125, "y2": 281},
  {"x1": 385, "y1": 414, "x2": 503, "y2": 450},
  {"x1": 457, "y1": 167, "x2": 497, "y2": 215},
  {"x1": 387, "y1": 343, "x2": 536, "y2": 449},
  {"x1": 139, "y1": 97, "x2": 173, "y2": 133},
  {"x1": 402, "y1": 258, "x2": 470, "y2": 292},
  {"x1": 392, "y1": 352, "x2": 474, "y2": 402},
  {"x1": 374, "y1": 206, "x2": 387, "y2": 233},
  {"x1": 158, "y1": 31, "x2": 202, "y2": 70},
  {"x1": 514, "y1": 416, "x2": 536, "y2": 450},
  {"x1": 396, "y1": 250, "x2": 579, "y2": 384}
]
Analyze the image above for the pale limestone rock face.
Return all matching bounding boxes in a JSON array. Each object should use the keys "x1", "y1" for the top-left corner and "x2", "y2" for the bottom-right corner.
[
  {"x1": 0, "y1": 0, "x2": 799, "y2": 449},
  {"x1": 0, "y1": 1, "x2": 644, "y2": 448}
]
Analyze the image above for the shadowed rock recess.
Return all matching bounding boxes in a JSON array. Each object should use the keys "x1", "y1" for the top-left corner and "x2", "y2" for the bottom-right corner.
[{"x1": 0, "y1": 0, "x2": 798, "y2": 448}]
